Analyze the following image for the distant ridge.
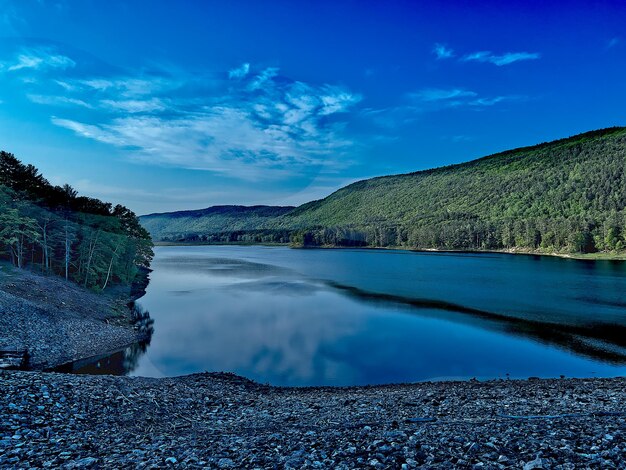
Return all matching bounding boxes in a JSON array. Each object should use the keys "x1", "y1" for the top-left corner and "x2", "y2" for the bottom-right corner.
[
  {"x1": 142, "y1": 204, "x2": 295, "y2": 218},
  {"x1": 140, "y1": 127, "x2": 626, "y2": 254},
  {"x1": 140, "y1": 205, "x2": 295, "y2": 243}
]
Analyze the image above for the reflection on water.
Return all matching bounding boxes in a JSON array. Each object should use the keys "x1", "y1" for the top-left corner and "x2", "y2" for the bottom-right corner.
[
  {"x1": 56, "y1": 303, "x2": 154, "y2": 375},
  {"x1": 71, "y1": 246, "x2": 626, "y2": 386}
]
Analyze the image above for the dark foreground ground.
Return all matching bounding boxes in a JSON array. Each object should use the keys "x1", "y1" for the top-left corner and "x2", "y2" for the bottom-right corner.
[{"x1": 1, "y1": 371, "x2": 624, "y2": 469}]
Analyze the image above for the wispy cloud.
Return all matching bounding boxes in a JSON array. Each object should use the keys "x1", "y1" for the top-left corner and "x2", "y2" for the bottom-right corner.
[
  {"x1": 77, "y1": 77, "x2": 174, "y2": 97},
  {"x1": 468, "y1": 96, "x2": 508, "y2": 106},
  {"x1": 409, "y1": 88, "x2": 523, "y2": 109},
  {"x1": 248, "y1": 67, "x2": 279, "y2": 91},
  {"x1": 462, "y1": 51, "x2": 540, "y2": 66},
  {"x1": 409, "y1": 88, "x2": 477, "y2": 102},
  {"x1": 228, "y1": 62, "x2": 250, "y2": 79},
  {"x1": 39, "y1": 63, "x2": 362, "y2": 179},
  {"x1": 100, "y1": 98, "x2": 166, "y2": 113},
  {"x1": 433, "y1": 43, "x2": 454, "y2": 60},
  {"x1": 27, "y1": 94, "x2": 93, "y2": 108},
  {"x1": 364, "y1": 87, "x2": 522, "y2": 129},
  {"x1": 2, "y1": 48, "x2": 75, "y2": 72}
]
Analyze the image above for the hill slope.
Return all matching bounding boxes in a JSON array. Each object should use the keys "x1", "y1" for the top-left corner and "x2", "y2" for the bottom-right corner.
[
  {"x1": 142, "y1": 127, "x2": 626, "y2": 254},
  {"x1": 0, "y1": 152, "x2": 153, "y2": 290},
  {"x1": 140, "y1": 205, "x2": 294, "y2": 243}
]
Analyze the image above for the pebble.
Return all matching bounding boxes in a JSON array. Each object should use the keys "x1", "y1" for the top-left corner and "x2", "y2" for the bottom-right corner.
[{"x1": 0, "y1": 370, "x2": 624, "y2": 468}]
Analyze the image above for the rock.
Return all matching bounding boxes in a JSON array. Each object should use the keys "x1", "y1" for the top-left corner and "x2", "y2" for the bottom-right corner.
[
  {"x1": 524, "y1": 457, "x2": 543, "y2": 469},
  {"x1": 71, "y1": 457, "x2": 98, "y2": 468},
  {"x1": 164, "y1": 457, "x2": 177, "y2": 465},
  {"x1": 218, "y1": 458, "x2": 235, "y2": 468}
]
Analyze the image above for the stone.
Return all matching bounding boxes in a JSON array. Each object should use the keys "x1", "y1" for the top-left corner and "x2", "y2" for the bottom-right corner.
[
  {"x1": 72, "y1": 457, "x2": 98, "y2": 468},
  {"x1": 218, "y1": 458, "x2": 235, "y2": 468},
  {"x1": 524, "y1": 457, "x2": 543, "y2": 470}
]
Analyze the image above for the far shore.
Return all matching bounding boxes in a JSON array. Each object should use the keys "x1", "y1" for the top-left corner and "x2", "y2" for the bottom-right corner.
[{"x1": 153, "y1": 240, "x2": 626, "y2": 261}]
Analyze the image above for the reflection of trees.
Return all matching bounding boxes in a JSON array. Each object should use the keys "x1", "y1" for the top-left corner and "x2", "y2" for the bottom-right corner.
[
  {"x1": 130, "y1": 302, "x2": 154, "y2": 339},
  {"x1": 120, "y1": 302, "x2": 154, "y2": 373},
  {"x1": 56, "y1": 303, "x2": 154, "y2": 376},
  {"x1": 327, "y1": 281, "x2": 626, "y2": 365}
]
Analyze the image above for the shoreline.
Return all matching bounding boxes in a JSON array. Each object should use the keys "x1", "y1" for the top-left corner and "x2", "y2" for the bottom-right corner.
[
  {"x1": 154, "y1": 240, "x2": 626, "y2": 261},
  {"x1": 1, "y1": 371, "x2": 624, "y2": 468},
  {"x1": 0, "y1": 263, "x2": 149, "y2": 371}
]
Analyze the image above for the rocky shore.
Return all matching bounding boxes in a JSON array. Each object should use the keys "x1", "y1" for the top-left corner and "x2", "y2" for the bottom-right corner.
[
  {"x1": 1, "y1": 371, "x2": 624, "y2": 469},
  {"x1": 0, "y1": 263, "x2": 147, "y2": 370}
]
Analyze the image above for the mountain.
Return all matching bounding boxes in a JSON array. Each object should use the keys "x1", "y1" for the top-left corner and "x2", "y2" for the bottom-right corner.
[
  {"x1": 140, "y1": 205, "x2": 295, "y2": 243},
  {"x1": 141, "y1": 127, "x2": 626, "y2": 254}
]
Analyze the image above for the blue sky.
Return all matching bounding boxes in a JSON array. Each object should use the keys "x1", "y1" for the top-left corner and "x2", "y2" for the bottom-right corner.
[{"x1": 0, "y1": 0, "x2": 624, "y2": 214}]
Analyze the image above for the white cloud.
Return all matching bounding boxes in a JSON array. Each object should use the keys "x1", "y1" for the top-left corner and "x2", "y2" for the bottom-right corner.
[
  {"x1": 55, "y1": 80, "x2": 76, "y2": 91},
  {"x1": 320, "y1": 86, "x2": 361, "y2": 115},
  {"x1": 100, "y1": 98, "x2": 166, "y2": 113},
  {"x1": 52, "y1": 117, "x2": 126, "y2": 146},
  {"x1": 433, "y1": 43, "x2": 454, "y2": 60},
  {"x1": 228, "y1": 62, "x2": 250, "y2": 79},
  {"x1": 78, "y1": 77, "x2": 173, "y2": 97},
  {"x1": 462, "y1": 51, "x2": 540, "y2": 66},
  {"x1": 249, "y1": 67, "x2": 279, "y2": 90},
  {"x1": 5, "y1": 48, "x2": 75, "y2": 72},
  {"x1": 49, "y1": 66, "x2": 362, "y2": 179},
  {"x1": 27, "y1": 94, "x2": 93, "y2": 108}
]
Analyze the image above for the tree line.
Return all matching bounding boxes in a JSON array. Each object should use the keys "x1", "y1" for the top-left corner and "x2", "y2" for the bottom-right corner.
[{"x1": 0, "y1": 152, "x2": 153, "y2": 290}]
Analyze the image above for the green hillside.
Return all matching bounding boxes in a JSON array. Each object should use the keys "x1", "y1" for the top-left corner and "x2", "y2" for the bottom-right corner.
[
  {"x1": 140, "y1": 205, "x2": 294, "y2": 243},
  {"x1": 142, "y1": 127, "x2": 626, "y2": 254}
]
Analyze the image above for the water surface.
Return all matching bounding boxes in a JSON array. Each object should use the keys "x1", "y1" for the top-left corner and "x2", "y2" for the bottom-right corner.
[{"x1": 82, "y1": 246, "x2": 626, "y2": 386}]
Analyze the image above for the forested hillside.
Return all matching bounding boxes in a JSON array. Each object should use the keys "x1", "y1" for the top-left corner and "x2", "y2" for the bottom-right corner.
[
  {"x1": 140, "y1": 205, "x2": 294, "y2": 243},
  {"x1": 0, "y1": 152, "x2": 153, "y2": 290},
  {"x1": 142, "y1": 127, "x2": 626, "y2": 255}
]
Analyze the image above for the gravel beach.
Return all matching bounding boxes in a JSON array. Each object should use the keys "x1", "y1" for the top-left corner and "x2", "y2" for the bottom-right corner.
[{"x1": 1, "y1": 371, "x2": 624, "y2": 469}]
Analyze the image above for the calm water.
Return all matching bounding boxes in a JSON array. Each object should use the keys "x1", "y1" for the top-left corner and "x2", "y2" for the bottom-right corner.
[{"x1": 75, "y1": 246, "x2": 626, "y2": 386}]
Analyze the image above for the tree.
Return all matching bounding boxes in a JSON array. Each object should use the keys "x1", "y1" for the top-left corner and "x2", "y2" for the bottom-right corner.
[{"x1": 0, "y1": 208, "x2": 40, "y2": 269}]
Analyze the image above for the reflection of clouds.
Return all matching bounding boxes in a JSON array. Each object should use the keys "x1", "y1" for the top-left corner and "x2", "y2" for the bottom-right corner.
[
  {"x1": 134, "y1": 288, "x2": 364, "y2": 385},
  {"x1": 223, "y1": 279, "x2": 321, "y2": 296},
  {"x1": 157, "y1": 256, "x2": 293, "y2": 280}
]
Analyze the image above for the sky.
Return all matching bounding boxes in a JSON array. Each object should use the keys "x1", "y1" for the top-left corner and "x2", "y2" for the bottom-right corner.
[{"x1": 0, "y1": 0, "x2": 625, "y2": 215}]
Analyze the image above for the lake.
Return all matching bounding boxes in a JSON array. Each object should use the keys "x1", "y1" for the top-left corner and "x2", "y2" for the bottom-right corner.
[{"x1": 76, "y1": 246, "x2": 626, "y2": 386}]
